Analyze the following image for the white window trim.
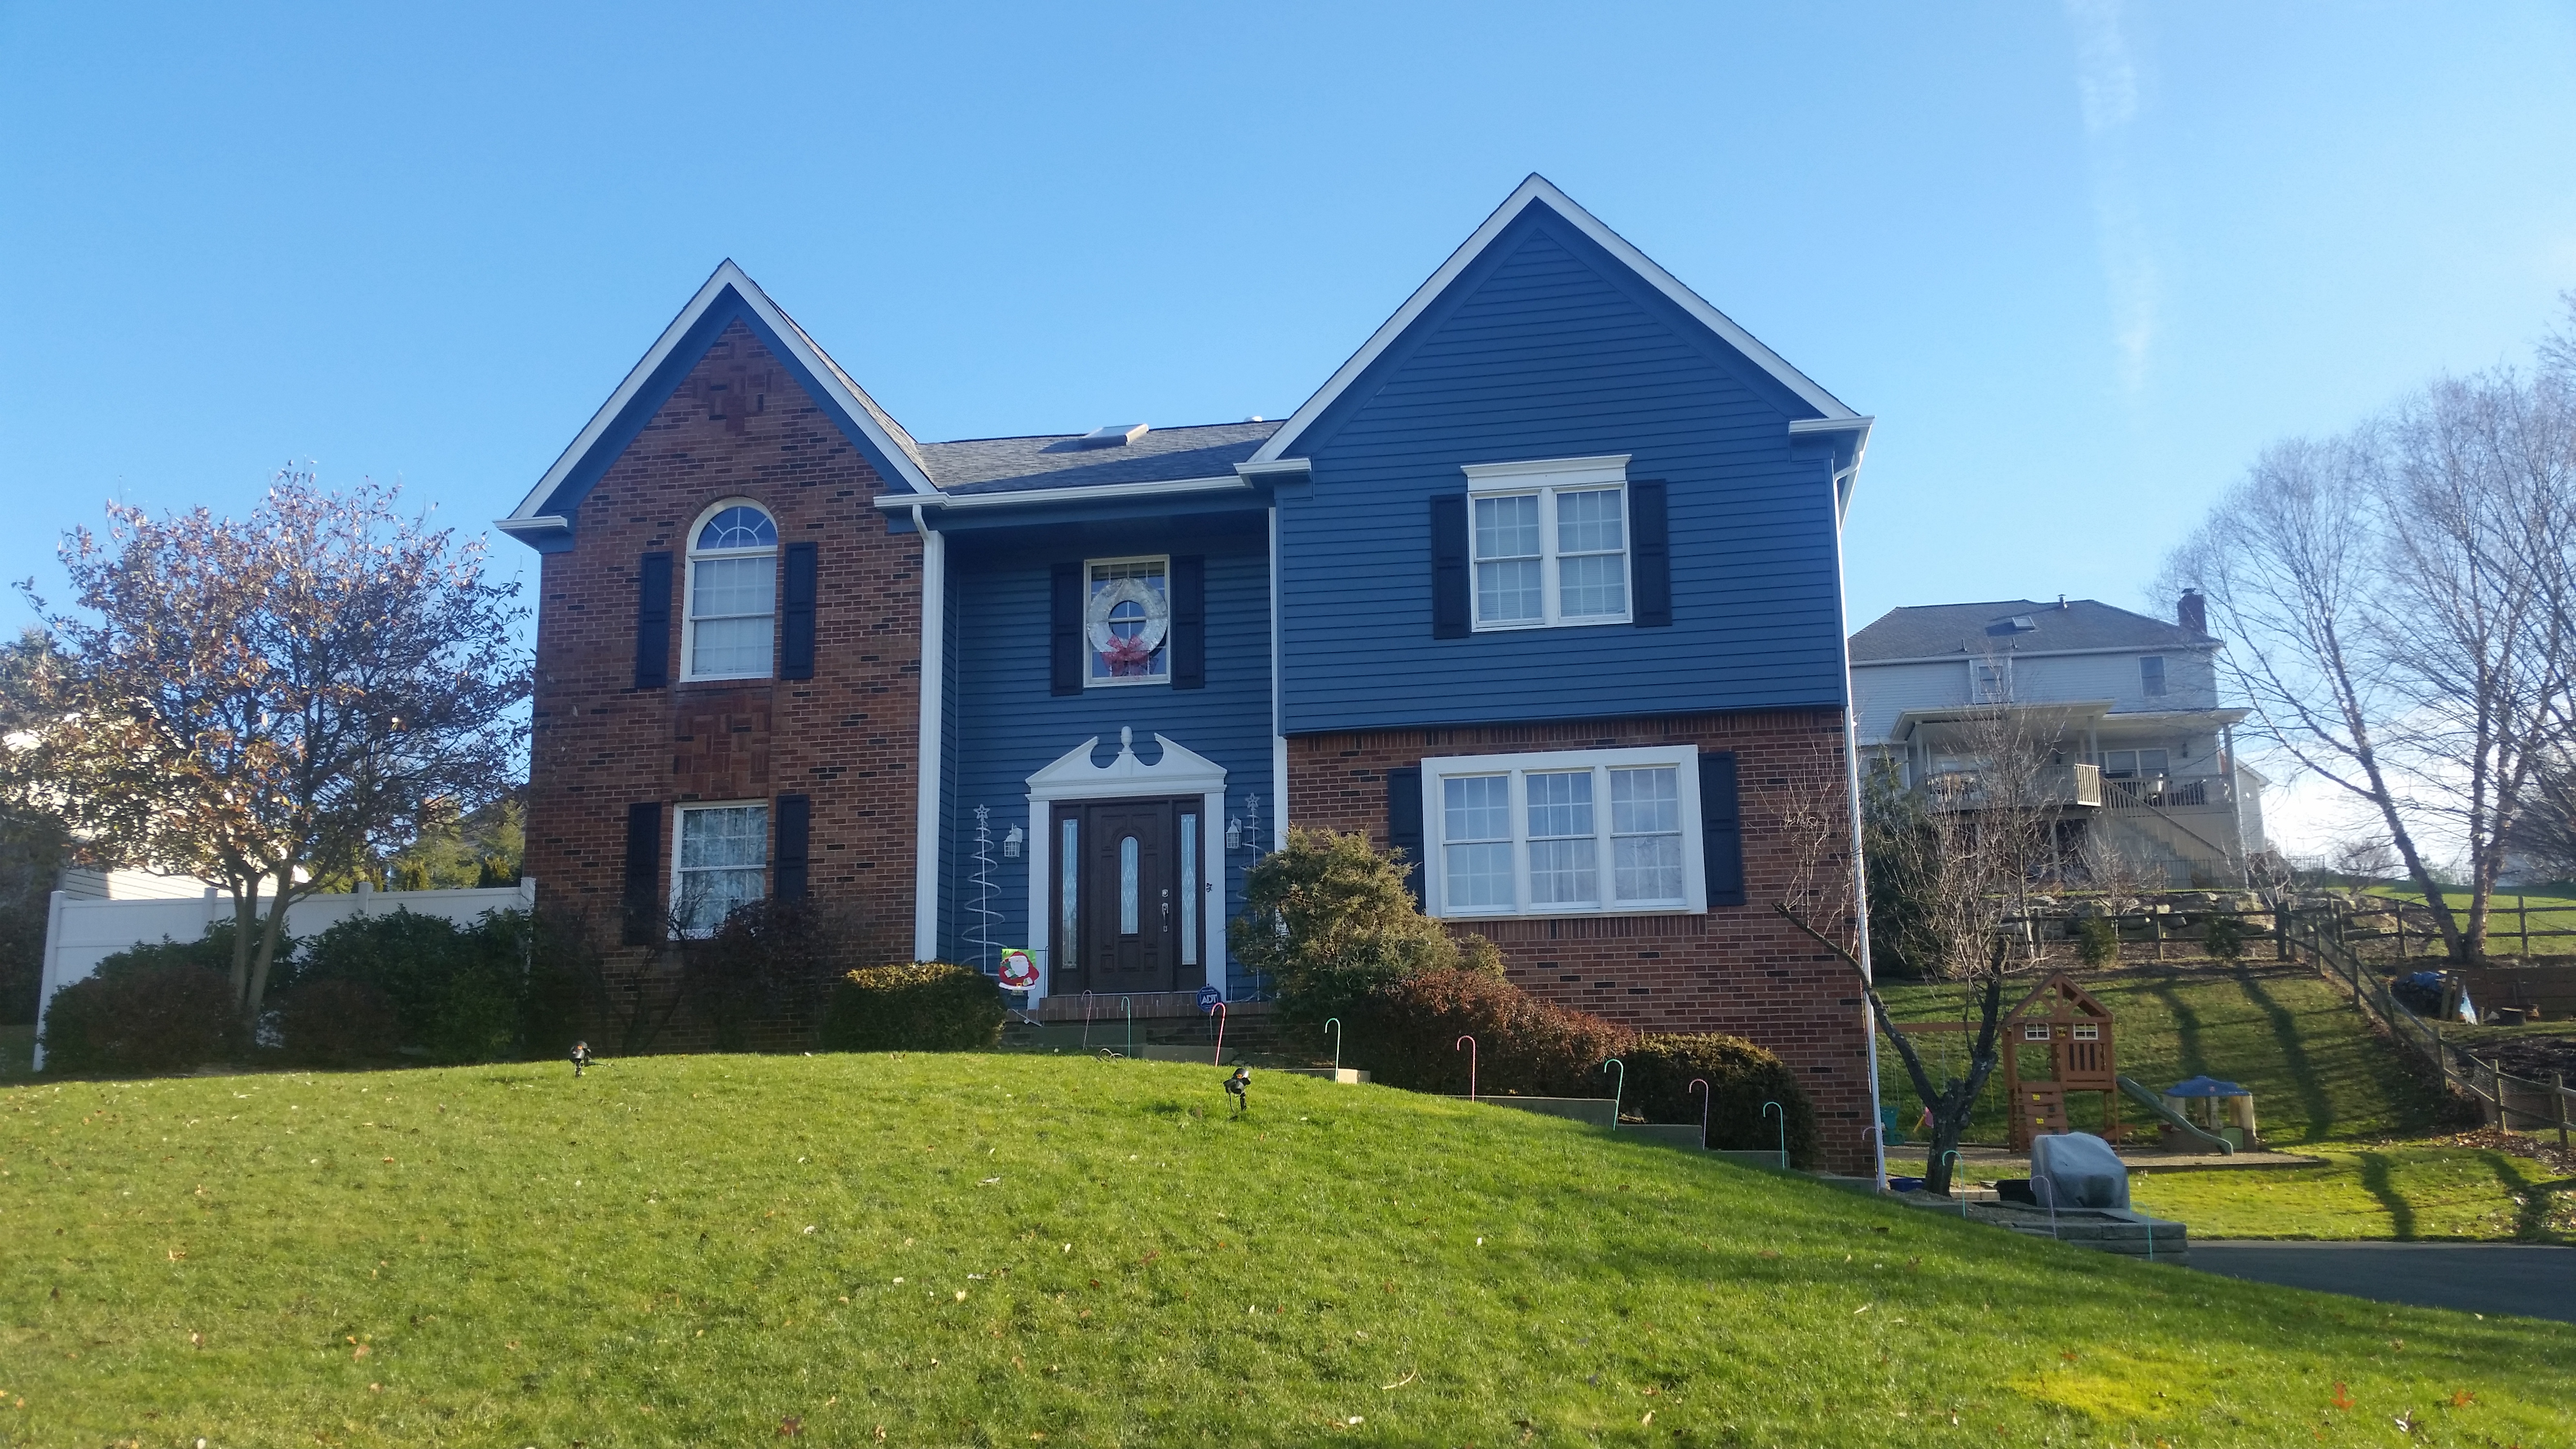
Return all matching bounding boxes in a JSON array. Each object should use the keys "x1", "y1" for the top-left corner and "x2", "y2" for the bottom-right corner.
[
  {"x1": 670, "y1": 799, "x2": 770, "y2": 936},
  {"x1": 1419, "y1": 744, "x2": 1704, "y2": 920},
  {"x1": 1460, "y1": 455, "x2": 1634, "y2": 632},
  {"x1": 1082, "y1": 553, "x2": 1174, "y2": 690},
  {"x1": 680, "y1": 498, "x2": 778, "y2": 683}
]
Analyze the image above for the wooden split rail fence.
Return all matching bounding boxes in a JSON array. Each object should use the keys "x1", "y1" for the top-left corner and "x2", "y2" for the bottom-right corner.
[{"x1": 2283, "y1": 910, "x2": 2576, "y2": 1153}]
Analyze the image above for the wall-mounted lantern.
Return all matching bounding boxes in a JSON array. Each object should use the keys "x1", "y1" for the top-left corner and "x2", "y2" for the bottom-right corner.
[{"x1": 1002, "y1": 825, "x2": 1024, "y2": 859}]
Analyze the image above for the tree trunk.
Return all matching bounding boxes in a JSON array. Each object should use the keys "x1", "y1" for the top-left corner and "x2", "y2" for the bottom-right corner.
[{"x1": 242, "y1": 866, "x2": 295, "y2": 1027}]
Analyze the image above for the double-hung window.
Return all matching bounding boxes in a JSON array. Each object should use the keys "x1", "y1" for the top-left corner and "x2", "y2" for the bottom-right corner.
[
  {"x1": 673, "y1": 801, "x2": 769, "y2": 934},
  {"x1": 1419, "y1": 745, "x2": 1703, "y2": 918},
  {"x1": 1460, "y1": 455, "x2": 1631, "y2": 630}
]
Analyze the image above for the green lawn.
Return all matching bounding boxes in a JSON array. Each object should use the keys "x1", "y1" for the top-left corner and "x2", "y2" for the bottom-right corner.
[
  {"x1": 2127, "y1": 1143, "x2": 2576, "y2": 1243},
  {"x1": 1875, "y1": 962, "x2": 2453, "y2": 1148},
  {"x1": 4, "y1": 1055, "x2": 2571, "y2": 1446}
]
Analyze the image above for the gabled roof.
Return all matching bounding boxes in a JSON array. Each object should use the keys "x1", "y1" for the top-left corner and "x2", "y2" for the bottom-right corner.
[
  {"x1": 501, "y1": 261, "x2": 937, "y2": 543},
  {"x1": 2004, "y1": 972, "x2": 2113, "y2": 1024},
  {"x1": 919, "y1": 421, "x2": 1280, "y2": 495},
  {"x1": 1849, "y1": 599, "x2": 2214, "y2": 663},
  {"x1": 1247, "y1": 174, "x2": 1869, "y2": 467}
]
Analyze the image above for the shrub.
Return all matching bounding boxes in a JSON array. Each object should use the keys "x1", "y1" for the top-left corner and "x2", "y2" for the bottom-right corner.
[
  {"x1": 2074, "y1": 916, "x2": 2120, "y2": 968},
  {"x1": 1343, "y1": 967, "x2": 1630, "y2": 1098},
  {"x1": 676, "y1": 898, "x2": 850, "y2": 1051},
  {"x1": 820, "y1": 963, "x2": 1004, "y2": 1052},
  {"x1": 2202, "y1": 914, "x2": 2250, "y2": 961},
  {"x1": 1622, "y1": 1032, "x2": 1821, "y2": 1168},
  {"x1": 38, "y1": 958, "x2": 244, "y2": 1075},
  {"x1": 275, "y1": 979, "x2": 400, "y2": 1067},
  {"x1": 289, "y1": 908, "x2": 521, "y2": 1063},
  {"x1": 1230, "y1": 827, "x2": 1499, "y2": 1019}
]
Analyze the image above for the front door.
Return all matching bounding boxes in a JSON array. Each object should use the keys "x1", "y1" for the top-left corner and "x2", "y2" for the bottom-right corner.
[{"x1": 1053, "y1": 796, "x2": 1202, "y2": 997}]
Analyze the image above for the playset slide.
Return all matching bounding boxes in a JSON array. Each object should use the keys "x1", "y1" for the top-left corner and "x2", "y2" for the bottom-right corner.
[{"x1": 2116, "y1": 1075, "x2": 2235, "y2": 1154}]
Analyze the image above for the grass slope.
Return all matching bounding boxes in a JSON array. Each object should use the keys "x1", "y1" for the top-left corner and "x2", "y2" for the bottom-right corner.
[
  {"x1": 1874, "y1": 963, "x2": 2452, "y2": 1147},
  {"x1": 4, "y1": 1055, "x2": 2572, "y2": 1447}
]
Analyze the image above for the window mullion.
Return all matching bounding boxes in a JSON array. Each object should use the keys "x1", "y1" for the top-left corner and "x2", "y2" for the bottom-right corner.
[
  {"x1": 1540, "y1": 487, "x2": 1560, "y2": 627},
  {"x1": 1510, "y1": 769, "x2": 1529, "y2": 915},
  {"x1": 1595, "y1": 765, "x2": 1613, "y2": 904}
]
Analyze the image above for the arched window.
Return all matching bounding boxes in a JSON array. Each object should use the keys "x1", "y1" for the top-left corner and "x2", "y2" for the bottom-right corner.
[{"x1": 684, "y1": 501, "x2": 779, "y2": 680}]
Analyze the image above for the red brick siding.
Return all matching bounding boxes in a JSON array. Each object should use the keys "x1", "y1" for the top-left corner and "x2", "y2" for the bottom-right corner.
[
  {"x1": 523, "y1": 319, "x2": 922, "y2": 1050},
  {"x1": 1284, "y1": 709, "x2": 1879, "y2": 1173}
]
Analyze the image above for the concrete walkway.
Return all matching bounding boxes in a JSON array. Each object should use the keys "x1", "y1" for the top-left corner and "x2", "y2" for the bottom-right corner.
[{"x1": 2189, "y1": 1241, "x2": 2576, "y2": 1323}]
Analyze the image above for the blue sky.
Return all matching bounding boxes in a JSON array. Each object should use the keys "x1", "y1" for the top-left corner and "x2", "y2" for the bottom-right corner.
[{"x1": 3, "y1": 1, "x2": 2572, "y2": 650}]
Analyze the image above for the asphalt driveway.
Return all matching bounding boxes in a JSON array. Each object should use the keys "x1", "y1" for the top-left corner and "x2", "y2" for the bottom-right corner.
[{"x1": 2190, "y1": 1241, "x2": 2576, "y2": 1324}]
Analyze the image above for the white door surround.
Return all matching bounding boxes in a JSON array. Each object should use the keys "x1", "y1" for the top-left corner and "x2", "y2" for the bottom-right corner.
[{"x1": 1024, "y1": 728, "x2": 1227, "y2": 1003}]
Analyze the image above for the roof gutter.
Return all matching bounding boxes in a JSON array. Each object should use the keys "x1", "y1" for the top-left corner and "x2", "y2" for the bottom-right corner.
[
  {"x1": 869, "y1": 473, "x2": 1262, "y2": 513},
  {"x1": 1852, "y1": 642, "x2": 2221, "y2": 666}
]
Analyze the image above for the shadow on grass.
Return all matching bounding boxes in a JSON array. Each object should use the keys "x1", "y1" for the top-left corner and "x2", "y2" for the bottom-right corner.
[
  {"x1": 2478, "y1": 1150, "x2": 2574, "y2": 1242},
  {"x1": 2143, "y1": 973, "x2": 2209, "y2": 1081},
  {"x1": 2238, "y1": 969, "x2": 2335, "y2": 1142},
  {"x1": 2356, "y1": 1152, "x2": 2415, "y2": 1240}
]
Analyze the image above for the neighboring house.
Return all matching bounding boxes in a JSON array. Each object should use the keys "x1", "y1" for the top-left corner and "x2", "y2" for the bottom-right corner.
[
  {"x1": 499, "y1": 176, "x2": 1880, "y2": 1169},
  {"x1": 1848, "y1": 595, "x2": 2266, "y2": 886}
]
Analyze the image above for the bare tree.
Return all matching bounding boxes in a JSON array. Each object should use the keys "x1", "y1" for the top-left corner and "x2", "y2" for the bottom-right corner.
[
  {"x1": 14, "y1": 473, "x2": 528, "y2": 1023},
  {"x1": 2164, "y1": 350, "x2": 2576, "y2": 961},
  {"x1": 1773, "y1": 686, "x2": 2065, "y2": 1196}
]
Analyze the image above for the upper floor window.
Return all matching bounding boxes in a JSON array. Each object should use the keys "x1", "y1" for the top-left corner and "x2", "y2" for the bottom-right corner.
[
  {"x1": 1972, "y1": 658, "x2": 2011, "y2": 703},
  {"x1": 2140, "y1": 655, "x2": 2167, "y2": 696},
  {"x1": 1420, "y1": 745, "x2": 1705, "y2": 918},
  {"x1": 685, "y1": 501, "x2": 778, "y2": 680},
  {"x1": 1086, "y1": 556, "x2": 1170, "y2": 686},
  {"x1": 1461, "y1": 456, "x2": 1631, "y2": 630}
]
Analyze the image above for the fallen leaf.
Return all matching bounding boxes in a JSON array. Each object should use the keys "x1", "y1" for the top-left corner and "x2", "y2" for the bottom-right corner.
[
  {"x1": 2061, "y1": 1350, "x2": 2078, "y2": 1363},
  {"x1": 352, "y1": 1344, "x2": 369, "y2": 1359},
  {"x1": 1853, "y1": 1304, "x2": 1870, "y2": 1315},
  {"x1": 1381, "y1": 1371, "x2": 1417, "y2": 1390},
  {"x1": 2450, "y1": 1390, "x2": 2476, "y2": 1408},
  {"x1": 1756, "y1": 1249, "x2": 1782, "y2": 1260},
  {"x1": 2330, "y1": 1382, "x2": 2355, "y2": 1411},
  {"x1": 1641, "y1": 1411, "x2": 1654, "y2": 1426},
  {"x1": 779, "y1": 1415, "x2": 804, "y2": 1436}
]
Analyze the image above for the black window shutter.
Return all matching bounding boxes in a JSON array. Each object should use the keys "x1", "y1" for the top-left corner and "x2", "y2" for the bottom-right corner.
[
  {"x1": 1386, "y1": 765, "x2": 1426, "y2": 909},
  {"x1": 1430, "y1": 496, "x2": 1470, "y2": 639},
  {"x1": 1630, "y1": 481, "x2": 1672, "y2": 628},
  {"x1": 633, "y1": 551, "x2": 674, "y2": 690},
  {"x1": 773, "y1": 793, "x2": 811, "y2": 901},
  {"x1": 1170, "y1": 554, "x2": 1206, "y2": 689},
  {"x1": 1050, "y1": 562, "x2": 1084, "y2": 697},
  {"x1": 621, "y1": 801, "x2": 664, "y2": 946},
  {"x1": 1699, "y1": 751, "x2": 1744, "y2": 908},
  {"x1": 780, "y1": 542, "x2": 818, "y2": 679}
]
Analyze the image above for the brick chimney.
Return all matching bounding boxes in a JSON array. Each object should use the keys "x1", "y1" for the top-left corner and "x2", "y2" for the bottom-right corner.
[{"x1": 2178, "y1": 588, "x2": 2207, "y2": 635}]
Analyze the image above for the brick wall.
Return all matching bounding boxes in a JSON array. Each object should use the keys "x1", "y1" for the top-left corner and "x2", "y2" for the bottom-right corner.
[
  {"x1": 1284, "y1": 708, "x2": 1879, "y2": 1173},
  {"x1": 523, "y1": 319, "x2": 923, "y2": 1050}
]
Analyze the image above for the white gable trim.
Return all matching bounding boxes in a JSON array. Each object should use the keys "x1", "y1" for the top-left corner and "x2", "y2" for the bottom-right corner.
[
  {"x1": 1248, "y1": 175, "x2": 1862, "y2": 466},
  {"x1": 504, "y1": 260, "x2": 937, "y2": 528}
]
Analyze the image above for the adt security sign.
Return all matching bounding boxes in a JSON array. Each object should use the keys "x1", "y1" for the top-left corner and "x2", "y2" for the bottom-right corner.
[{"x1": 1196, "y1": 985, "x2": 1223, "y2": 1013}]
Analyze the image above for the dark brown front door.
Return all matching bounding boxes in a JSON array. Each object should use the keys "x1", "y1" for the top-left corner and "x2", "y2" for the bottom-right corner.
[{"x1": 1054, "y1": 797, "x2": 1200, "y2": 997}]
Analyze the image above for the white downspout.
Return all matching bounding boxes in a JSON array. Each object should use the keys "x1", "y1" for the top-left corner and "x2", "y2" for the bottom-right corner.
[
  {"x1": 1827, "y1": 461, "x2": 1885, "y2": 1191},
  {"x1": 1270, "y1": 501, "x2": 1288, "y2": 844},
  {"x1": 912, "y1": 507, "x2": 946, "y2": 962}
]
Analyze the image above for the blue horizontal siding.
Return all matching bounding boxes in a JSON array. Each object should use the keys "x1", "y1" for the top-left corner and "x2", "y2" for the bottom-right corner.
[
  {"x1": 936, "y1": 523, "x2": 1273, "y2": 995},
  {"x1": 1279, "y1": 209, "x2": 1847, "y2": 733}
]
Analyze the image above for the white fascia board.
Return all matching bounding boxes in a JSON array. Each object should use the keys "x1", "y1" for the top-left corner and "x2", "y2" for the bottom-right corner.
[
  {"x1": 494, "y1": 514, "x2": 571, "y2": 539},
  {"x1": 1852, "y1": 643, "x2": 2221, "y2": 668},
  {"x1": 507, "y1": 260, "x2": 937, "y2": 527},
  {"x1": 871, "y1": 475, "x2": 1254, "y2": 511},
  {"x1": 1249, "y1": 174, "x2": 1862, "y2": 466},
  {"x1": 1235, "y1": 457, "x2": 1310, "y2": 482}
]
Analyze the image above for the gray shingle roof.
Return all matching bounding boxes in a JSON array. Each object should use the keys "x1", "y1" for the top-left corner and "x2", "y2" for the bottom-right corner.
[
  {"x1": 1848, "y1": 598, "x2": 2212, "y2": 661},
  {"x1": 918, "y1": 421, "x2": 1281, "y2": 494}
]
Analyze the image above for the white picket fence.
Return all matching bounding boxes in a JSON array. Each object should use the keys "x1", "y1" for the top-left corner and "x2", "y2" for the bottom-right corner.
[{"x1": 33, "y1": 878, "x2": 537, "y2": 1070}]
